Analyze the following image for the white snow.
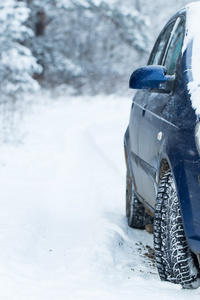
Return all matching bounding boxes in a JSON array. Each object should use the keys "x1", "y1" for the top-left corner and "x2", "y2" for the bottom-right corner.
[
  {"x1": 183, "y1": 2, "x2": 200, "y2": 116},
  {"x1": 0, "y1": 94, "x2": 200, "y2": 299}
]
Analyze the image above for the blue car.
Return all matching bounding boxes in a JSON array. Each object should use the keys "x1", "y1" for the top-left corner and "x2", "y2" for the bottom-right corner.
[{"x1": 124, "y1": 3, "x2": 200, "y2": 289}]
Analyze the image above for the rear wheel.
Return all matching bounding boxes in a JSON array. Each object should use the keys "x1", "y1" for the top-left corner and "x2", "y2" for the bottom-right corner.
[
  {"x1": 126, "y1": 166, "x2": 152, "y2": 229},
  {"x1": 154, "y1": 170, "x2": 200, "y2": 289}
]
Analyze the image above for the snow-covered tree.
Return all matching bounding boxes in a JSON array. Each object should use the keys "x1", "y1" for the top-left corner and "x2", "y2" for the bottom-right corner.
[
  {"x1": 0, "y1": 0, "x2": 42, "y2": 102},
  {"x1": 26, "y1": 0, "x2": 150, "y2": 94}
]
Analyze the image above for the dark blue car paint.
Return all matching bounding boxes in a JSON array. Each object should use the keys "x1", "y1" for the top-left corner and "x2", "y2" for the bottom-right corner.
[
  {"x1": 124, "y1": 12, "x2": 200, "y2": 254},
  {"x1": 129, "y1": 66, "x2": 171, "y2": 90}
]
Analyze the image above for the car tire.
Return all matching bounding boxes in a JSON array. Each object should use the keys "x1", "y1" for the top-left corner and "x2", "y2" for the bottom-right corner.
[
  {"x1": 126, "y1": 166, "x2": 152, "y2": 229},
  {"x1": 154, "y1": 170, "x2": 200, "y2": 289}
]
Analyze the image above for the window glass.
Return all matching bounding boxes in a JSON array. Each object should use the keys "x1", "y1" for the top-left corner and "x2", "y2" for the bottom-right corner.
[
  {"x1": 148, "y1": 21, "x2": 175, "y2": 65},
  {"x1": 163, "y1": 18, "x2": 185, "y2": 75}
]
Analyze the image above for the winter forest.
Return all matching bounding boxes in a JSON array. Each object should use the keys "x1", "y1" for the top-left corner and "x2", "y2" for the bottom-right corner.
[
  {"x1": 1, "y1": 0, "x2": 200, "y2": 299},
  {"x1": 1, "y1": 0, "x2": 196, "y2": 100}
]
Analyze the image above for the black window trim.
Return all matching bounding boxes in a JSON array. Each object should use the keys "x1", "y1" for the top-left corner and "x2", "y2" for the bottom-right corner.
[
  {"x1": 162, "y1": 15, "x2": 186, "y2": 69},
  {"x1": 147, "y1": 20, "x2": 175, "y2": 65},
  {"x1": 147, "y1": 14, "x2": 186, "y2": 67}
]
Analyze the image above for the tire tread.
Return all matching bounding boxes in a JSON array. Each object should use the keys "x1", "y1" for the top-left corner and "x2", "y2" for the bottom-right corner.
[{"x1": 154, "y1": 170, "x2": 200, "y2": 289}]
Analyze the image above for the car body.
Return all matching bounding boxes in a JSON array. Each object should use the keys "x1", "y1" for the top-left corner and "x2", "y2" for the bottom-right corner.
[{"x1": 124, "y1": 3, "x2": 200, "y2": 288}]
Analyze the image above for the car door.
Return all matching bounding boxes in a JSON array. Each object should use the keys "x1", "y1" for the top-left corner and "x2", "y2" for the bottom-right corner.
[
  {"x1": 137, "y1": 16, "x2": 185, "y2": 208},
  {"x1": 128, "y1": 20, "x2": 175, "y2": 197}
]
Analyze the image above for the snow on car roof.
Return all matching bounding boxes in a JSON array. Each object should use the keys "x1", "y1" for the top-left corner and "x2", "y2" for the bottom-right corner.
[{"x1": 182, "y1": 2, "x2": 200, "y2": 116}]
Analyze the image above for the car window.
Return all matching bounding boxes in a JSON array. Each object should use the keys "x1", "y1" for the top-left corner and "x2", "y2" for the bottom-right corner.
[
  {"x1": 148, "y1": 21, "x2": 175, "y2": 65},
  {"x1": 163, "y1": 18, "x2": 185, "y2": 75}
]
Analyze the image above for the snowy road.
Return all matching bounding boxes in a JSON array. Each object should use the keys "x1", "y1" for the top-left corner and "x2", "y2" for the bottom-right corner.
[{"x1": 0, "y1": 95, "x2": 199, "y2": 299}]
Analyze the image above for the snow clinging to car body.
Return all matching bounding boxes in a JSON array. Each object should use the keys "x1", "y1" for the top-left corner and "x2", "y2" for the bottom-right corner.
[{"x1": 184, "y1": 2, "x2": 200, "y2": 116}]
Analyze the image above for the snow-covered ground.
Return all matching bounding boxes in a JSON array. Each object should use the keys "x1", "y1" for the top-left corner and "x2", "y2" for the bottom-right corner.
[{"x1": 0, "y1": 94, "x2": 199, "y2": 299}]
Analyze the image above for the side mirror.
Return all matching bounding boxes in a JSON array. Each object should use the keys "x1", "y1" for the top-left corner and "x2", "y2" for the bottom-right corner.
[{"x1": 129, "y1": 65, "x2": 174, "y2": 94}]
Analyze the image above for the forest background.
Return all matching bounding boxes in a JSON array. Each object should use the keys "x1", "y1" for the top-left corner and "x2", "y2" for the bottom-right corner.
[{"x1": 0, "y1": 0, "x2": 198, "y2": 130}]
